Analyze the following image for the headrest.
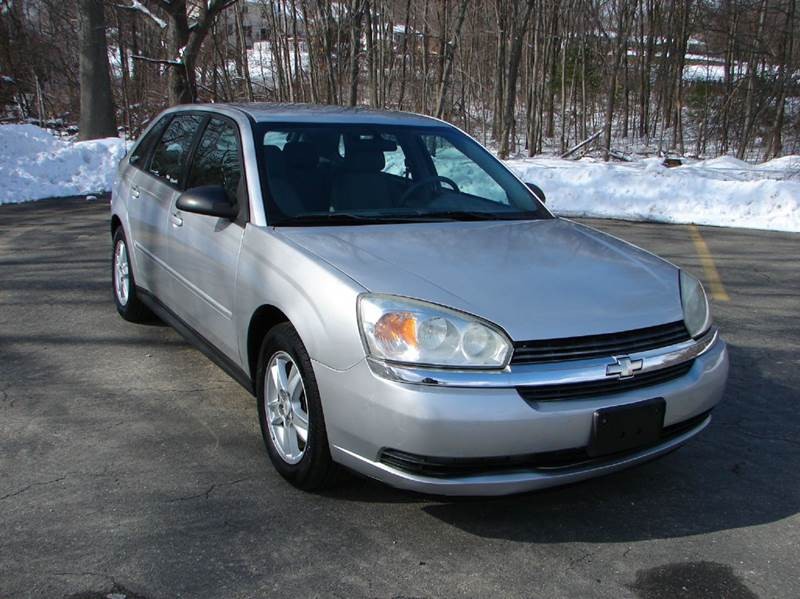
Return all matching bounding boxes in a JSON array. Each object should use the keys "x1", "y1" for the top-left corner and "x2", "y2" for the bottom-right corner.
[
  {"x1": 345, "y1": 133, "x2": 397, "y2": 153},
  {"x1": 345, "y1": 148, "x2": 385, "y2": 173},
  {"x1": 283, "y1": 141, "x2": 319, "y2": 169},
  {"x1": 263, "y1": 145, "x2": 286, "y2": 174}
]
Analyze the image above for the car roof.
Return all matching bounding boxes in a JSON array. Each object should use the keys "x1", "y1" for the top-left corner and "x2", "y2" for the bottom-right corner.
[{"x1": 199, "y1": 102, "x2": 447, "y2": 127}]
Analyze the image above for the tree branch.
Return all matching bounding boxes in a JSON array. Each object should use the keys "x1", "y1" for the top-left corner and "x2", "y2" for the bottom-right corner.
[{"x1": 131, "y1": 54, "x2": 182, "y2": 67}]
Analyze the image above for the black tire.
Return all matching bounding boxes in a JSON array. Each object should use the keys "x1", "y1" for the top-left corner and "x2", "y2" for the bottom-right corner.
[
  {"x1": 111, "y1": 228, "x2": 153, "y2": 323},
  {"x1": 256, "y1": 323, "x2": 339, "y2": 491}
]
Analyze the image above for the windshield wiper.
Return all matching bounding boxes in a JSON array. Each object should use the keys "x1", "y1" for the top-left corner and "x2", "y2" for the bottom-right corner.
[
  {"x1": 272, "y1": 210, "x2": 540, "y2": 226},
  {"x1": 272, "y1": 212, "x2": 432, "y2": 226},
  {"x1": 413, "y1": 210, "x2": 538, "y2": 221}
]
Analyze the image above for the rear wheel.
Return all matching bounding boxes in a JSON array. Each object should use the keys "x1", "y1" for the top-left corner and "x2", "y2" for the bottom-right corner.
[
  {"x1": 112, "y1": 228, "x2": 152, "y2": 323},
  {"x1": 257, "y1": 323, "x2": 338, "y2": 490}
]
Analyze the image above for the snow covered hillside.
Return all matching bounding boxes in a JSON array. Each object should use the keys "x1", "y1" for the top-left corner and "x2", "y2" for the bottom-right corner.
[
  {"x1": 0, "y1": 124, "x2": 126, "y2": 204},
  {"x1": 0, "y1": 123, "x2": 797, "y2": 234}
]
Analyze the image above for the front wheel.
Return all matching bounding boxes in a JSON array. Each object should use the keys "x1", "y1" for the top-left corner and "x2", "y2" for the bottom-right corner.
[
  {"x1": 112, "y1": 228, "x2": 153, "y2": 323},
  {"x1": 256, "y1": 323, "x2": 339, "y2": 490}
]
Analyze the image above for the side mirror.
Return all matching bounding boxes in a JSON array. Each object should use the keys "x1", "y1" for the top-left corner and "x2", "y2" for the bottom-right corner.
[
  {"x1": 176, "y1": 185, "x2": 237, "y2": 219},
  {"x1": 526, "y1": 182, "x2": 546, "y2": 204}
]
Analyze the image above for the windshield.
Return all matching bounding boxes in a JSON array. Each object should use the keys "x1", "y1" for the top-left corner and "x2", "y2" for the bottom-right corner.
[{"x1": 254, "y1": 123, "x2": 551, "y2": 225}]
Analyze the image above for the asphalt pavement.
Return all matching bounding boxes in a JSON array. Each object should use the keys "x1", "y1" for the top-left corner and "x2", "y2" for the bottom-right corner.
[{"x1": 1, "y1": 198, "x2": 798, "y2": 599}]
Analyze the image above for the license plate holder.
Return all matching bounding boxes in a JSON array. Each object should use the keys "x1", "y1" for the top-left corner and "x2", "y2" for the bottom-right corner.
[{"x1": 588, "y1": 398, "x2": 666, "y2": 458}]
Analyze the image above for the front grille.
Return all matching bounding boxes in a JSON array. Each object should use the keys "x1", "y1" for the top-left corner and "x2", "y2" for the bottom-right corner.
[
  {"x1": 379, "y1": 410, "x2": 711, "y2": 478},
  {"x1": 516, "y1": 360, "x2": 694, "y2": 402},
  {"x1": 511, "y1": 321, "x2": 690, "y2": 365}
]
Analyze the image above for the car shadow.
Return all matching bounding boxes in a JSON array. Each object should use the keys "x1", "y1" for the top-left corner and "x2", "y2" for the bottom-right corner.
[{"x1": 324, "y1": 342, "x2": 800, "y2": 543}]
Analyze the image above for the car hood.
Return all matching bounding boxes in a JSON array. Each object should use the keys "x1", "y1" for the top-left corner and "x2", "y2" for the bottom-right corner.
[{"x1": 277, "y1": 218, "x2": 684, "y2": 340}]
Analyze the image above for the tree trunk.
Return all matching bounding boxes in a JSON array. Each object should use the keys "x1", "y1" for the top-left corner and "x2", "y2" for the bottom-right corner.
[
  {"x1": 347, "y1": 0, "x2": 363, "y2": 106},
  {"x1": 545, "y1": 5, "x2": 559, "y2": 139},
  {"x1": 670, "y1": 0, "x2": 690, "y2": 155},
  {"x1": 365, "y1": 1, "x2": 378, "y2": 106},
  {"x1": 737, "y1": 0, "x2": 768, "y2": 160},
  {"x1": 434, "y1": 0, "x2": 469, "y2": 119},
  {"x1": 498, "y1": 0, "x2": 535, "y2": 159},
  {"x1": 396, "y1": 0, "x2": 412, "y2": 109},
  {"x1": 164, "y1": 0, "x2": 192, "y2": 105},
  {"x1": 768, "y1": 0, "x2": 795, "y2": 158},
  {"x1": 491, "y1": 1, "x2": 506, "y2": 139},
  {"x1": 603, "y1": 2, "x2": 631, "y2": 161},
  {"x1": 78, "y1": 0, "x2": 117, "y2": 139}
]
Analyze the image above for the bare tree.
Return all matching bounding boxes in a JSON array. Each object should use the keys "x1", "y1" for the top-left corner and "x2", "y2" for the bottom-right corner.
[
  {"x1": 5, "y1": 0, "x2": 800, "y2": 160},
  {"x1": 143, "y1": 0, "x2": 236, "y2": 105},
  {"x1": 434, "y1": 0, "x2": 469, "y2": 119}
]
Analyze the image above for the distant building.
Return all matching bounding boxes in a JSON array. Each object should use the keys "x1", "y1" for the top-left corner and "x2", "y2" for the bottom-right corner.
[{"x1": 222, "y1": 0, "x2": 306, "y2": 49}]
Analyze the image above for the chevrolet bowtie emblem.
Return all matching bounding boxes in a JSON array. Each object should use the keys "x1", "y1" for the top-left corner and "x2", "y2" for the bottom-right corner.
[{"x1": 606, "y1": 356, "x2": 644, "y2": 379}]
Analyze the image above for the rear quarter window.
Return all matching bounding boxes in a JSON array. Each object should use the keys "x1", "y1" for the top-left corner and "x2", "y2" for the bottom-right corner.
[{"x1": 129, "y1": 116, "x2": 170, "y2": 169}]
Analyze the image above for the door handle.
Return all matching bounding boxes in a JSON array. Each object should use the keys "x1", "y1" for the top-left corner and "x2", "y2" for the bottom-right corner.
[
  {"x1": 170, "y1": 213, "x2": 183, "y2": 228},
  {"x1": 130, "y1": 186, "x2": 140, "y2": 199}
]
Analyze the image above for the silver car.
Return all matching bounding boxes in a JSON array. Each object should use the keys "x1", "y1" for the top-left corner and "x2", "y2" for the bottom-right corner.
[{"x1": 110, "y1": 104, "x2": 728, "y2": 496}]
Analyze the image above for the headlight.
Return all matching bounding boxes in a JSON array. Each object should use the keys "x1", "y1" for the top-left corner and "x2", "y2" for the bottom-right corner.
[
  {"x1": 358, "y1": 294, "x2": 512, "y2": 368},
  {"x1": 680, "y1": 271, "x2": 711, "y2": 338}
]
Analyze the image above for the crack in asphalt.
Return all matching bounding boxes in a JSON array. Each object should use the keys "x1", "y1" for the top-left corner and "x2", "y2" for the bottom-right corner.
[
  {"x1": 0, "y1": 476, "x2": 66, "y2": 501},
  {"x1": 164, "y1": 476, "x2": 252, "y2": 503}
]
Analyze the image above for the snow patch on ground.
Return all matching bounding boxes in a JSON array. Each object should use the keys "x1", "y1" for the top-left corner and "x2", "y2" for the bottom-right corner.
[
  {"x1": 505, "y1": 156, "x2": 800, "y2": 233},
  {"x1": 247, "y1": 41, "x2": 311, "y2": 87},
  {"x1": 0, "y1": 124, "x2": 127, "y2": 204}
]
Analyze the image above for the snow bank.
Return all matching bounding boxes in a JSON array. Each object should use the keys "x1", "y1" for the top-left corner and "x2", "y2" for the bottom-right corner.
[
  {"x1": 1, "y1": 123, "x2": 797, "y2": 234},
  {"x1": 504, "y1": 156, "x2": 800, "y2": 233},
  {"x1": 756, "y1": 155, "x2": 800, "y2": 172},
  {"x1": 0, "y1": 124, "x2": 126, "y2": 204},
  {"x1": 685, "y1": 155, "x2": 751, "y2": 170}
]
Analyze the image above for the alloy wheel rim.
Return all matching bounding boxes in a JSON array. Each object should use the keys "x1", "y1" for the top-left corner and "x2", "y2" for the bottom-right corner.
[
  {"x1": 265, "y1": 351, "x2": 309, "y2": 464},
  {"x1": 114, "y1": 240, "x2": 130, "y2": 306}
]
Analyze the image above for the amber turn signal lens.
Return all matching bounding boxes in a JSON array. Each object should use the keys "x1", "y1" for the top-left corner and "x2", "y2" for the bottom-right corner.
[{"x1": 374, "y1": 312, "x2": 418, "y2": 350}]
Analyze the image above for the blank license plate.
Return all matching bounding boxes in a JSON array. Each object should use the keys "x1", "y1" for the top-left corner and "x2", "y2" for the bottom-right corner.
[{"x1": 588, "y1": 398, "x2": 666, "y2": 458}]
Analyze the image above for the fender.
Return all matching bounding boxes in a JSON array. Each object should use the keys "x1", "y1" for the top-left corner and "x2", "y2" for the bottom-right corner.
[{"x1": 234, "y1": 225, "x2": 368, "y2": 375}]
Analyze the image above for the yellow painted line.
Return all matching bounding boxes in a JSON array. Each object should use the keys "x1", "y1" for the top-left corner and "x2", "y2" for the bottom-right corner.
[{"x1": 688, "y1": 224, "x2": 730, "y2": 302}]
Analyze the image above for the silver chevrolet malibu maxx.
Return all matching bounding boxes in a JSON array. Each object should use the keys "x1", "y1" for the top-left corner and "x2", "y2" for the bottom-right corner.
[{"x1": 110, "y1": 103, "x2": 728, "y2": 496}]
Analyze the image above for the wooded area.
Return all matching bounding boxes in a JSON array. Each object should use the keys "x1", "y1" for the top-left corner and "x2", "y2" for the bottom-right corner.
[{"x1": 1, "y1": 0, "x2": 798, "y2": 161}]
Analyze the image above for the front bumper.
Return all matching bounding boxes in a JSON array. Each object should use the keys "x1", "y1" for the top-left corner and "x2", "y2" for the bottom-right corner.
[{"x1": 313, "y1": 333, "x2": 729, "y2": 496}]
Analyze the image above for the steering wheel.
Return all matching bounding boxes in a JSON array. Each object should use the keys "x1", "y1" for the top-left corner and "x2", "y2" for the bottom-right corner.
[{"x1": 399, "y1": 176, "x2": 460, "y2": 206}]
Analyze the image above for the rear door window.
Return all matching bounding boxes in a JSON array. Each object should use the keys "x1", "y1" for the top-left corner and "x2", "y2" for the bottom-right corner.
[
  {"x1": 186, "y1": 118, "x2": 243, "y2": 204},
  {"x1": 149, "y1": 114, "x2": 203, "y2": 186}
]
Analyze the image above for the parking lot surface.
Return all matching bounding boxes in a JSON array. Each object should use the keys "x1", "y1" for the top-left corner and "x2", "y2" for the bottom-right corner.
[{"x1": 1, "y1": 198, "x2": 798, "y2": 598}]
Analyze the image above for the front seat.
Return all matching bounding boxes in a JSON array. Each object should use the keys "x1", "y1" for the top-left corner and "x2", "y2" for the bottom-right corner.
[
  {"x1": 263, "y1": 145, "x2": 304, "y2": 217},
  {"x1": 283, "y1": 141, "x2": 329, "y2": 212},
  {"x1": 330, "y1": 148, "x2": 394, "y2": 212}
]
